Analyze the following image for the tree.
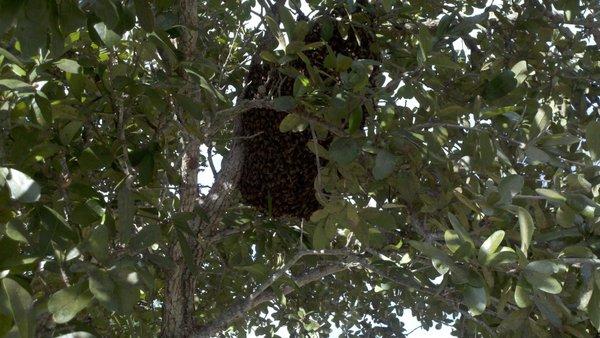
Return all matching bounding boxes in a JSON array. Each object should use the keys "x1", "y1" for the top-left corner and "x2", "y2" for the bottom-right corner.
[{"x1": 0, "y1": 0, "x2": 599, "y2": 337}]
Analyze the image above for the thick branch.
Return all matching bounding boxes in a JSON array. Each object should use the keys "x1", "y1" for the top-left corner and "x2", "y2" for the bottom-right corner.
[{"x1": 192, "y1": 263, "x2": 348, "y2": 337}]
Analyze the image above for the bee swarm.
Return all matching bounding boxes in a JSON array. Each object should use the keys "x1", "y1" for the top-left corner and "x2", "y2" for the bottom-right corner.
[{"x1": 238, "y1": 5, "x2": 376, "y2": 218}]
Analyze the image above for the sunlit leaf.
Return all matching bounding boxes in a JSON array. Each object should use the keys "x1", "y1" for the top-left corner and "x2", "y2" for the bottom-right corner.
[
  {"x1": 0, "y1": 168, "x2": 40, "y2": 203},
  {"x1": 48, "y1": 282, "x2": 93, "y2": 323}
]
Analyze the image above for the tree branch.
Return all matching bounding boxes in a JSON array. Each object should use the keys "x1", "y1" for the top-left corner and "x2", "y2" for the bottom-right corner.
[
  {"x1": 207, "y1": 222, "x2": 254, "y2": 244},
  {"x1": 192, "y1": 262, "x2": 348, "y2": 337}
]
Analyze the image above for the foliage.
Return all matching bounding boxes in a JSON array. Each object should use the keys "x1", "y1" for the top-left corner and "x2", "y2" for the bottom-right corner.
[{"x1": 0, "y1": 0, "x2": 599, "y2": 337}]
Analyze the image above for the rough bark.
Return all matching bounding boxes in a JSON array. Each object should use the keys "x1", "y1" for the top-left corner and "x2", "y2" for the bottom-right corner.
[{"x1": 161, "y1": 0, "x2": 201, "y2": 336}]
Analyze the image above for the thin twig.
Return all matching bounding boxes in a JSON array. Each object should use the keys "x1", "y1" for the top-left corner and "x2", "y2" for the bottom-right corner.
[{"x1": 206, "y1": 145, "x2": 218, "y2": 178}]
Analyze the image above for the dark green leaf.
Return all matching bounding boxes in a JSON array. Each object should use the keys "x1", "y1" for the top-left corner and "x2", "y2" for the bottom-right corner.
[
  {"x1": 586, "y1": 121, "x2": 600, "y2": 161},
  {"x1": 329, "y1": 137, "x2": 360, "y2": 165},
  {"x1": 372, "y1": 150, "x2": 396, "y2": 180},
  {"x1": 60, "y1": 121, "x2": 83, "y2": 145},
  {"x1": 273, "y1": 96, "x2": 297, "y2": 111},
  {"x1": 498, "y1": 175, "x2": 523, "y2": 202},
  {"x1": 133, "y1": 0, "x2": 154, "y2": 32},
  {"x1": 483, "y1": 70, "x2": 517, "y2": 101},
  {"x1": 92, "y1": 0, "x2": 119, "y2": 29}
]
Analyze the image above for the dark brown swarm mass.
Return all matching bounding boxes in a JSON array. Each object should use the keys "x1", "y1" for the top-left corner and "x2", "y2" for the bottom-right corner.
[{"x1": 238, "y1": 4, "x2": 376, "y2": 218}]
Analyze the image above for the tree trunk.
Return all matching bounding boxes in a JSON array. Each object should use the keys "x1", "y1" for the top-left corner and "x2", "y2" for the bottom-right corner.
[
  {"x1": 161, "y1": 0, "x2": 200, "y2": 336},
  {"x1": 160, "y1": 1, "x2": 247, "y2": 334}
]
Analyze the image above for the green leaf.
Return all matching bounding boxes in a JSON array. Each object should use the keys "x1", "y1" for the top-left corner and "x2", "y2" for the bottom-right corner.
[
  {"x1": 34, "y1": 93, "x2": 52, "y2": 125},
  {"x1": 524, "y1": 270, "x2": 562, "y2": 294},
  {"x1": 306, "y1": 141, "x2": 330, "y2": 160},
  {"x1": 517, "y1": 207, "x2": 534, "y2": 256},
  {"x1": 589, "y1": 283, "x2": 600, "y2": 332},
  {"x1": 336, "y1": 54, "x2": 353, "y2": 72},
  {"x1": 447, "y1": 212, "x2": 474, "y2": 246},
  {"x1": 514, "y1": 279, "x2": 532, "y2": 308},
  {"x1": 0, "y1": 168, "x2": 41, "y2": 203},
  {"x1": 2, "y1": 279, "x2": 34, "y2": 338},
  {"x1": 312, "y1": 224, "x2": 328, "y2": 250},
  {"x1": 462, "y1": 285, "x2": 487, "y2": 316},
  {"x1": 329, "y1": 137, "x2": 360, "y2": 165},
  {"x1": 478, "y1": 230, "x2": 505, "y2": 265},
  {"x1": 260, "y1": 51, "x2": 278, "y2": 63},
  {"x1": 174, "y1": 94, "x2": 203, "y2": 121},
  {"x1": 54, "y1": 59, "x2": 81, "y2": 73},
  {"x1": 93, "y1": 22, "x2": 121, "y2": 47},
  {"x1": 483, "y1": 70, "x2": 517, "y2": 101},
  {"x1": 39, "y1": 206, "x2": 77, "y2": 242},
  {"x1": 382, "y1": 0, "x2": 395, "y2": 11},
  {"x1": 498, "y1": 175, "x2": 523, "y2": 202},
  {"x1": 0, "y1": 79, "x2": 33, "y2": 91},
  {"x1": 525, "y1": 260, "x2": 564, "y2": 275},
  {"x1": 347, "y1": 106, "x2": 363, "y2": 133},
  {"x1": 48, "y1": 282, "x2": 93, "y2": 324},
  {"x1": 417, "y1": 27, "x2": 433, "y2": 63},
  {"x1": 279, "y1": 113, "x2": 305, "y2": 133},
  {"x1": 532, "y1": 294, "x2": 562, "y2": 328},
  {"x1": 57, "y1": 0, "x2": 87, "y2": 34},
  {"x1": 510, "y1": 60, "x2": 528, "y2": 84},
  {"x1": 130, "y1": 224, "x2": 160, "y2": 252},
  {"x1": 487, "y1": 248, "x2": 517, "y2": 266},
  {"x1": 293, "y1": 75, "x2": 309, "y2": 98},
  {"x1": 539, "y1": 133, "x2": 580, "y2": 147},
  {"x1": 437, "y1": 105, "x2": 466, "y2": 117},
  {"x1": 59, "y1": 121, "x2": 83, "y2": 145},
  {"x1": 92, "y1": 0, "x2": 119, "y2": 29},
  {"x1": 273, "y1": 96, "x2": 297, "y2": 111},
  {"x1": 481, "y1": 105, "x2": 519, "y2": 117},
  {"x1": 559, "y1": 245, "x2": 594, "y2": 258},
  {"x1": 54, "y1": 332, "x2": 95, "y2": 338},
  {"x1": 5, "y1": 219, "x2": 29, "y2": 243},
  {"x1": 525, "y1": 146, "x2": 551, "y2": 164},
  {"x1": 444, "y1": 230, "x2": 461, "y2": 253},
  {"x1": 497, "y1": 309, "x2": 529, "y2": 333},
  {"x1": 88, "y1": 271, "x2": 117, "y2": 312},
  {"x1": 133, "y1": 0, "x2": 154, "y2": 32},
  {"x1": 372, "y1": 150, "x2": 396, "y2": 180},
  {"x1": 535, "y1": 188, "x2": 566, "y2": 202},
  {"x1": 234, "y1": 263, "x2": 268, "y2": 282},
  {"x1": 88, "y1": 224, "x2": 109, "y2": 262},
  {"x1": 408, "y1": 240, "x2": 452, "y2": 265},
  {"x1": 586, "y1": 121, "x2": 600, "y2": 161},
  {"x1": 0, "y1": 47, "x2": 25, "y2": 68}
]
